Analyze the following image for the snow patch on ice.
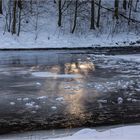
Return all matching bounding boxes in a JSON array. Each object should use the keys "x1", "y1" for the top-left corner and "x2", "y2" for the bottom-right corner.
[
  {"x1": 32, "y1": 72, "x2": 82, "y2": 78},
  {"x1": 17, "y1": 98, "x2": 22, "y2": 101},
  {"x1": 51, "y1": 106, "x2": 57, "y2": 110},
  {"x1": 10, "y1": 102, "x2": 15, "y2": 105},
  {"x1": 23, "y1": 98, "x2": 29, "y2": 101},
  {"x1": 25, "y1": 102, "x2": 40, "y2": 109},
  {"x1": 25, "y1": 102, "x2": 35, "y2": 108},
  {"x1": 105, "y1": 55, "x2": 140, "y2": 63},
  {"x1": 56, "y1": 97, "x2": 64, "y2": 102},
  {"x1": 37, "y1": 96, "x2": 48, "y2": 100},
  {"x1": 117, "y1": 97, "x2": 123, "y2": 104},
  {"x1": 36, "y1": 82, "x2": 42, "y2": 86}
]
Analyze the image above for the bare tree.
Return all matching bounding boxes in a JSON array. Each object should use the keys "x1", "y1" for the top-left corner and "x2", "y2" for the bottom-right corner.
[
  {"x1": 134, "y1": 0, "x2": 139, "y2": 12},
  {"x1": 90, "y1": 0, "x2": 95, "y2": 29},
  {"x1": 114, "y1": 0, "x2": 119, "y2": 19},
  {"x1": 97, "y1": 0, "x2": 101, "y2": 28},
  {"x1": 128, "y1": 0, "x2": 132, "y2": 25},
  {"x1": 57, "y1": 0, "x2": 72, "y2": 27},
  {"x1": 17, "y1": 0, "x2": 22, "y2": 36},
  {"x1": 58, "y1": 0, "x2": 62, "y2": 27},
  {"x1": 123, "y1": 0, "x2": 127, "y2": 10},
  {"x1": 71, "y1": 0, "x2": 78, "y2": 33},
  {"x1": 0, "y1": 0, "x2": 2, "y2": 15},
  {"x1": 8, "y1": 0, "x2": 12, "y2": 32},
  {"x1": 35, "y1": 0, "x2": 39, "y2": 40},
  {"x1": 12, "y1": 0, "x2": 17, "y2": 34},
  {"x1": 30, "y1": 0, "x2": 33, "y2": 14}
]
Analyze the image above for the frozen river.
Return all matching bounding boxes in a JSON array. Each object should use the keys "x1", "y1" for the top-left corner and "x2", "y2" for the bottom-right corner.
[{"x1": 0, "y1": 50, "x2": 140, "y2": 134}]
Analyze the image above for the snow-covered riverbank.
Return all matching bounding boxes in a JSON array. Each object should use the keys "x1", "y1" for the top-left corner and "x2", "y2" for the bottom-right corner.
[
  {"x1": 0, "y1": 32, "x2": 139, "y2": 49},
  {"x1": 0, "y1": 125, "x2": 140, "y2": 140},
  {"x1": 50, "y1": 125, "x2": 140, "y2": 140}
]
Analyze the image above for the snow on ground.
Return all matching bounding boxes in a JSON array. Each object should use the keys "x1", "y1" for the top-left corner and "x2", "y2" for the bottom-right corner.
[
  {"x1": 32, "y1": 72, "x2": 83, "y2": 78},
  {"x1": 1, "y1": 125, "x2": 140, "y2": 140},
  {"x1": 52, "y1": 125, "x2": 140, "y2": 140},
  {"x1": 0, "y1": 32, "x2": 139, "y2": 49}
]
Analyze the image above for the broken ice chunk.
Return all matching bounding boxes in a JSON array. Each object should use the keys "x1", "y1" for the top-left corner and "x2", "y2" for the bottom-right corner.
[
  {"x1": 37, "y1": 96, "x2": 48, "y2": 100},
  {"x1": 36, "y1": 82, "x2": 41, "y2": 86},
  {"x1": 25, "y1": 102, "x2": 35, "y2": 108},
  {"x1": 98, "y1": 99, "x2": 107, "y2": 103},
  {"x1": 10, "y1": 102, "x2": 15, "y2": 105},
  {"x1": 117, "y1": 97, "x2": 123, "y2": 104},
  {"x1": 56, "y1": 97, "x2": 64, "y2": 101},
  {"x1": 51, "y1": 106, "x2": 57, "y2": 110},
  {"x1": 17, "y1": 98, "x2": 22, "y2": 101},
  {"x1": 23, "y1": 98, "x2": 29, "y2": 101}
]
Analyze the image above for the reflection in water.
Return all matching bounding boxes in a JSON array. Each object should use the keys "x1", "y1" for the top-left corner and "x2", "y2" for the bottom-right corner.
[
  {"x1": 31, "y1": 58, "x2": 96, "y2": 120},
  {"x1": 0, "y1": 51, "x2": 140, "y2": 133},
  {"x1": 65, "y1": 61, "x2": 95, "y2": 75},
  {"x1": 63, "y1": 81, "x2": 100, "y2": 121}
]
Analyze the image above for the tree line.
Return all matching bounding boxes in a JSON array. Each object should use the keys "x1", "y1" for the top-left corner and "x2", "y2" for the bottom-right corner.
[{"x1": 0, "y1": 0, "x2": 139, "y2": 36}]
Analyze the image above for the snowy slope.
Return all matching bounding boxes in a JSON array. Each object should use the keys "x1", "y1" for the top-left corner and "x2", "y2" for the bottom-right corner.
[
  {"x1": 0, "y1": 32, "x2": 139, "y2": 49},
  {"x1": 0, "y1": 0, "x2": 140, "y2": 49}
]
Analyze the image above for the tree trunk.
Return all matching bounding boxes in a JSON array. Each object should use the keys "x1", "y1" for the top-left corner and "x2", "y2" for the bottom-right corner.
[
  {"x1": 12, "y1": 0, "x2": 17, "y2": 34},
  {"x1": 114, "y1": 0, "x2": 119, "y2": 19},
  {"x1": 71, "y1": 0, "x2": 78, "y2": 33},
  {"x1": 128, "y1": 0, "x2": 132, "y2": 25},
  {"x1": 30, "y1": 0, "x2": 33, "y2": 14},
  {"x1": 17, "y1": 0, "x2": 22, "y2": 36},
  {"x1": 90, "y1": 0, "x2": 95, "y2": 29},
  {"x1": 97, "y1": 0, "x2": 101, "y2": 28},
  {"x1": 0, "y1": 0, "x2": 2, "y2": 15},
  {"x1": 58, "y1": 0, "x2": 62, "y2": 27},
  {"x1": 8, "y1": 0, "x2": 12, "y2": 32},
  {"x1": 123, "y1": 0, "x2": 127, "y2": 10},
  {"x1": 134, "y1": 0, "x2": 139, "y2": 12}
]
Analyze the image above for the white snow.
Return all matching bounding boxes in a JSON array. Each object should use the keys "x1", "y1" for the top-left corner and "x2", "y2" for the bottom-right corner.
[
  {"x1": 25, "y1": 102, "x2": 40, "y2": 109},
  {"x1": 23, "y1": 98, "x2": 29, "y2": 101},
  {"x1": 51, "y1": 106, "x2": 57, "y2": 110},
  {"x1": 17, "y1": 98, "x2": 22, "y2": 101},
  {"x1": 37, "y1": 96, "x2": 48, "y2": 100},
  {"x1": 25, "y1": 102, "x2": 35, "y2": 108},
  {"x1": 32, "y1": 72, "x2": 82, "y2": 78},
  {"x1": 34, "y1": 105, "x2": 40, "y2": 109},
  {"x1": 56, "y1": 97, "x2": 64, "y2": 102},
  {"x1": 117, "y1": 97, "x2": 123, "y2": 104},
  {"x1": 48, "y1": 125, "x2": 140, "y2": 140},
  {"x1": 0, "y1": 27, "x2": 139, "y2": 49},
  {"x1": 132, "y1": 99, "x2": 138, "y2": 102},
  {"x1": 36, "y1": 82, "x2": 42, "y2": 86},
  {"x1": 105, "y1": 54, "x2": 140, "y2": 63},
  {"x1": 10, "y1": 102, "x2": 15, "y2": 105},
  {"x1": 1, "y1": 125, "x2": 140, "y2": 140},
  {"x1": 127, "y1": 98, "x2": 132, "y2": 101},
  {"x1": 0, "y1": 0, "x2": 139, "y2": 49}
]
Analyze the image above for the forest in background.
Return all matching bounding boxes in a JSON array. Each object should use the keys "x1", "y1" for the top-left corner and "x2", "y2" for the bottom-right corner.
[{"x1": 0, "y1": 0, "x2": 140, "y2": 40}]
